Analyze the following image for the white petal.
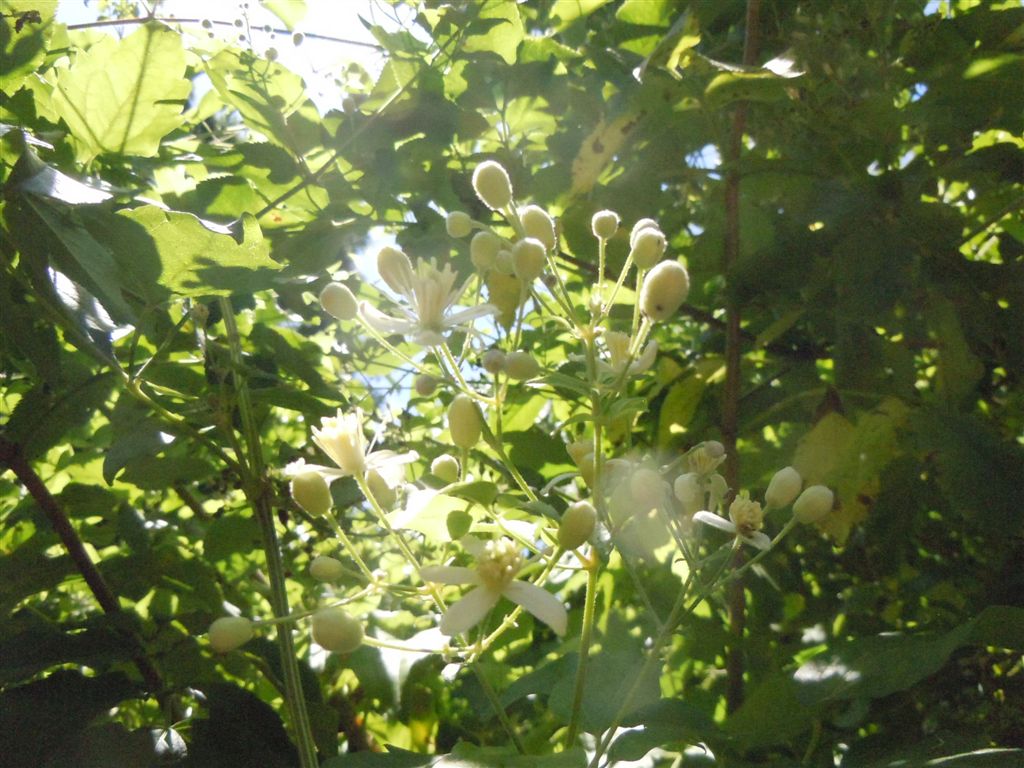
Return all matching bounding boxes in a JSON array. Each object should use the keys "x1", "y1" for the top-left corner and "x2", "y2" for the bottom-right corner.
[
  {"x1": 366, "y1": 450, "x2": 419, "y2": 487},
  {"x1": 503, "y1": 580, "x2": 568, "y2": 636},
  {"x1": 419, "y1": 566, "x2": 480, "y2": 585},
  {"x1": 412, "y1": 329, "x2": 446, "y2": 346},
  {"x1": 743, "y1": 531, "x2": 772, "y2": 550},
  {"x1": 630, "y1": 340, "x2": 658, "y2": 374},
  {"x1": 282, "y1": 460, "x2": 348, "y2": 481},
  {"x1": 693, "y1": 511, "x2": 738, "y2": 534},
  {"x1": 359, "y1": 302, "x2": 417, "y2": 335},
  {"x1": 443, "y1": 304, "x2": 498, "y2": 328},
  {"x1": 439, "y1": 586, "x2": 501, "y2": 636}
]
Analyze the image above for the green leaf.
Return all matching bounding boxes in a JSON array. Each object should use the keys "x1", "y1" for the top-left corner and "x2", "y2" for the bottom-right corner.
[
  {"x1": 445, "y1": 480, "x2": 499, "y2": 506},
  {"x1": 49, "y1": 23, "x2": 190, "y2": 159},
  {"x1": 0, "y1": 1, "x2": 56, "y2": 95},
  {"x1": 261, "y1": 0, "x2": 307, "y2": 31},
  {"x1": 187, "y1": 683, "x2": 298, "y2": 768},
  {"x1": 704, "y1": 70, "x2": 794, "y2": 108},
  {"x1": 3, "y1": 376, "x2": 115, "y2": 461},
  {"x1": 615, "y1": 0, "x2": 672, "y2": 25},
  {"x1": 461, "y1": 0, "x2": 524, "y2": 65},
  {"x1": 722, "y1": 670, "x2": 821, "y2": 748},
  {"x1": 608, "y1": 699, "x2": 717, "y2": 762}
]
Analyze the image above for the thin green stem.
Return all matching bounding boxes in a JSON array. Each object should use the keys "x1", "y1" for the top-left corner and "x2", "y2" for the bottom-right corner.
[
  {"x1": 474, "y1": 664, "x2": 526, "y2": 754},
  {"x1": 566, "y1": 562, "x2": 600, "y2": 746}
]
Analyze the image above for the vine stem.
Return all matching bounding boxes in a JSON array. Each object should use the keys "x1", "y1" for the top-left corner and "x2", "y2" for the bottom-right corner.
[
  {"x1": 721, "y1": 0, "x2": 762, "y2": 715},
  {"x1": 565, "y1": 560, "x2": 600, "y2": 746},
  {"x1": 218, "y1": 298, "x2": 319, "y2": 768}
]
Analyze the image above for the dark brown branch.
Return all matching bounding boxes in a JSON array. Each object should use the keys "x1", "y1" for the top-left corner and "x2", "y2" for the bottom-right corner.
[
  {"x1": 0, "y1": 436, "x2": 164, "y2": 695},
  {"x1": 723, "y1": 0, "x2": 762, "y2": 716}
]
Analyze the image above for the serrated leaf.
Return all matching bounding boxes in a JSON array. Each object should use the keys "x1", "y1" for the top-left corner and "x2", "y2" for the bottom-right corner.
[
  {"x1": 50, "y1": 23, "x2": 190, "y2": 160},
  {"x1": 462, "y1": 0, "x2": 524, "y2": 65}
]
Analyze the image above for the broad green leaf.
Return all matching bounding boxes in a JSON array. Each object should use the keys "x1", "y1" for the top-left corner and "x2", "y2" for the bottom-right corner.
[
  {"x1": 0, "y1": 1, "x2": 56, "y2": 95},
  {"x1": 186, "y1": 683, "x2": 297, "y2": 768},
  {"x1": 49, "y1": 23, "x2": 190, "y2": 160},
  {"x1": 608, "y1": 699, "x2": 717, "y2": 762},
  {"x1": 549, "y1": 0, "x2": 614, "y2": 31},
  {"x1": 615, "y1": 0, "x2": 672, "y2": 25},
  {"x1": 570, "y1": 114, "x2": 640, "y2": 196},
  {"x1": 461, "y1": 0, "x2": 524, "y2": 65},
  {"x1": 3, "y1": 376, "x2": 115, "y2": 461},
  {"x1": 261, "y1": 0, "x2": 307, "y2": 31},
  {"x1": 926, "y1": 294, "x2": 984, "y2": 405},
  {"x1": 723, "y1": 670, "x2": 820, "y2": 748}
]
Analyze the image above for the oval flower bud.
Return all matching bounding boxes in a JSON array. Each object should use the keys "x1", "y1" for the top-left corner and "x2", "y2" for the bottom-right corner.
[
  {"x1": 505, "y1": 350, "x2": 540, "y2": 380},
  {"x1": 446, "y1": 211, "x2": 473, "y2": 238},
  {"x1": 319, "y1": 282, "x2": 358, "y2": 321},
  {"x1": 310, "y1": 555, "x2": 345, "y2": 582},
  {"x1": 792, "y1": 485, "x2": 834, "y2": 524},
  {"x1": 291, "y1": 471, "x2": 332, "y2": 516},
  {"x1": 494, "y1": 249, "x2": 515, "y2": 275},
  {"x1": 629, "y1": 227, "x2": 667, "y2": 270},
  {"x1": 512, "y1": 238, "x2": 546, "y2": 282},
  {"x1": 673, "y1": 472, "x2": 703, "y2": 516},
  {"x1": 470, "y1": 231, "x2": 502, "y2": 271},
  {"x1": 520, "y1": 205, "x2": 556, "y2": 250},
  {"x1": 472, "y1": 160, "x2": 513, "y2": 211},
  {"x1": 366, "y1": 468, "x2": 397, "y2": 509},
  {"x1": 558, "y1": 501, "x2": 597, "y2": 549},
  {"x1": 630, "y1": 218, "x2": 660, "y2": 247},
  {"x1": 414, "y1": 373, "x2": 438, "y2": 397},
  {"x1": 630, "y1": 467, "x2": 666, "y2": 510},
  {"x1": 765, "y1": 466, "x2": 802, "y2": 509},
  {"x1": 311, "y1": 607, "x2": 364, "y2": 654},
  {"x1": 431, "y1": 454, "x2": 460, "y2": 483},
  {"x1": 448, "y1": 394, "x2": 482, "y2": 450},
  {"x1": 481, "y1": 349, "x2": 506, "y2": 374},
  {"x1": 592, "y1": 210, "x2": 620, "y2": 240},
  {"x1": 377, "y1": 246, "x2": 414, "y2": 294},
  {"x1": 640, "y1": 260, "x2": 690, "y2": 322},
  {"x1": 208, "y1": 616, "x2": 253, "y2": 653}
]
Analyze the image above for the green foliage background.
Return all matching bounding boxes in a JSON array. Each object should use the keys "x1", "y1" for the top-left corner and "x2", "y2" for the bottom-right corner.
[{"x1": 1, "y1": 0, "x2": 1022, "y2": 766}]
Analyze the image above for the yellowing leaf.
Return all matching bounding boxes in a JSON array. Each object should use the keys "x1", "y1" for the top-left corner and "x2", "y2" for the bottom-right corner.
[
  {"x1": 570, "y1": 114, "x2": 640, "y2": 196},
  {"x1": 50, "y1": 23, "x2": 190, "y2": 160}
]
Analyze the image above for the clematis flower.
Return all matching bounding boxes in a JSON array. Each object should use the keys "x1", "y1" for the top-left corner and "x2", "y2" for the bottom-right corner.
[
  {"x1": 285, "y1": 409, "x2": 417, "y2": 489},
  {"x1": 693, "y1": 492, "x2": 772, "y2": 550},
  {"x1": 597, "y1": 330, "x2": 658, "y2": 378},
  {"x1": 420, "y1": 538, "x2": 567, "y2": 637},
  {"x1": 360, "y1": 247, "x2": 496, "y2": 346}
]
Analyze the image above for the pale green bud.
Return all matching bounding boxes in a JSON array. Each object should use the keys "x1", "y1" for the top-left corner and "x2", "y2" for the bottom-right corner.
[
  {"x1": 470, "y1": 231, "x2": 502, "y2": 271},
  {"x1": 310, "y1": 555, "x2": 345, "y2": 582},
  {"x1": 291, "y1": 471, "x2": 332, "y2": 516},
  {"x1": 481, "y1": 349, "x2": 506, "y2": 374},
  {"x1": 311, "y1": 607, "x2": 364, "y2": 654},
  {"x1": 366, "y1": 469, "x2": 397, "y2": 509},
  {"x1": 674, "y1": 472, "x2": 703, "y2": 515},
  {"x1": 520, "y1": 205, "x2": 556, "y2": 250},
  {"x1": 512, "y1": 238, "x2": 546, "y2": 282},
  {"x1": 208, "y1": 616, "x2": 253, "y2": 653},
  {"x1": 320, "y1": 283, "x2": 358, "y2": 321},
  {"x1": 792, "y1": 485, "x2": 834, "y2": 524},
  {"x1": 377, "y1": 246, "x2": 414, "y2": 294},
  {"x1": 446, "y1": 211, "x2": 473, "y2": 238},
  {"x1": 414, "y1": 373, "x2": 438, "y2": 397},
  {"x1": 558, "y1": 501, "x2": 597, "y2": 549},
  {"x1": 472, "y1": 161, "x2": 513, "y2": 211},
  {"x1": 629, "y1": 227, "x2": 667, "y2": 270},
  {"x1": 448, "y1": 394, "x2": 482, "y2": 449},
  {"x1": 494, "y1": 249, "x2": 515, "y2": 275},
  {"x1": 765, "y1": 466, "x2": 802, "y2": 509},
  {"x1": 640, "y1": 260, "x2": 690, "y2": 322},
  {"x1": 431, "y1": 454, "x2": 460, "y2": 484},
  {"x1": 630, "y1": 218, "x2": 660, "y2": 247},
  {"x1": 592, "y1": 210, "x2": 620, "y2": 240},
  {"x1": 505, "y1": 350, "x2": 540, "y2": 380}
]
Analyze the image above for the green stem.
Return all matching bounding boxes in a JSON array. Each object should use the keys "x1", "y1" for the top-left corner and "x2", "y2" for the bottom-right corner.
[
  {"x1": 219, "y1": 298, "x2": 319, "y2": 768},
  {"x1": 474, "y1": 664, "x2": 526, "y2": 754},
  {"x1": 566, "y1": 561, "x2": 600, "y2": 746}
]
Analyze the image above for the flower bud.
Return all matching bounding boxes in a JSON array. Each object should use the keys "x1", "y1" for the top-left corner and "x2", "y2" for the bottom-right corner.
[
  {"x1": 414, "y1": 373, "x2": 438, "y2": 397},
  {"x1": 310, "y1": 555, "x2": 345, "y2": 582},
  {"x1": 674, "y1": 472, "x2": 703, "y2": 515},
  {"x1": 448, "y1": 394, "x2": 482, "y2": 449},
  {"x1": 319, "y1": 282, "x2": 357, "y2": 321},
  {"x1": 311, "y1": 607, "x2": 364, "y2": 654},
  {"x1": 472, "y1": 160, "x2": 513, "y2": 210},
  {"x1": 520, "y1": 205, "x2": 556, "y2": 250},
  {"x1": 558, "y1": 501, "x2": 597, "y2": 549},
  {"x1": 592, "y1": 210, "x2": 620, "y2": 240},
  {"x1": 446, "y1": 211, "x2": 473, "y2": 238},
  {"x1": 577, "y1": 452, "x2": 596, "y2": 487},
  {"x1": 431, "y1": 454, "x2": 460, "y2": 483},
  {"x1": 512, "y1": 238, "x2": 546, "y2": 282},
  {"x1": 630, "y1": 467, "x2": 665, "y2": 510},
  {"x1": 208, "y1": 616, "x2": 253, "y2": 653},
  {"x1": 470, "y1": 231, "x2": 502, "y2": 271},
  {"x1": 366, "y1": 468, "x2": 397, "y2": 509},
  {"x1": 792, "y1": 485, "x2": 834, "y2": 524},
  {"x1": 765, "y1": 466, "x2": 802, "y2": 509},
  {"x1": 494, "y1": 249, "x2": 515, "y2": 275},
  {"x1": 505, "y1": 350, "x2": 540, "y2": 380},
  {"x1": 640, "y1": 260, "x2": 690, "y2": 322},
  {"x1": 629, "y1": 227, "x2": 667, "y2": 270},
  {"x1": 377, "y1": 246, "x2": 414, "y2": 294},
  {"x1": 291, "y1": 471, "x2": 332, "y2": 516},
  {"x1": 630, "y1": 218, "x2": 660, "y2": 247},
  {"x1": 567, "y1": 440, "x2": 591, "y2": 466},
  {"x1": 481, "y1": 349, "x2": 506, "y2": 374},
  {"x1": 704, "y1": 440, "x2": 725, "y2": 459}
]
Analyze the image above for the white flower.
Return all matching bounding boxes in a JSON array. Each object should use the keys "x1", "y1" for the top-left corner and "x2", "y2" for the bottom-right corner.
[
  {"x1": 361, "y1": 251, "x2": 497, "y2": 346},
  {"x1": 598, "y1": 330, "x2": 658, "y2": 378},
  {"x1": 285, "y1": 409, "x2": 417, "y2": 488},
  {"x1": 420, "y1": 538, "x2": 567, "y2": 637},
  {"x1": 693, "y1": 492, "x2": 771, "y2": 550}
]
